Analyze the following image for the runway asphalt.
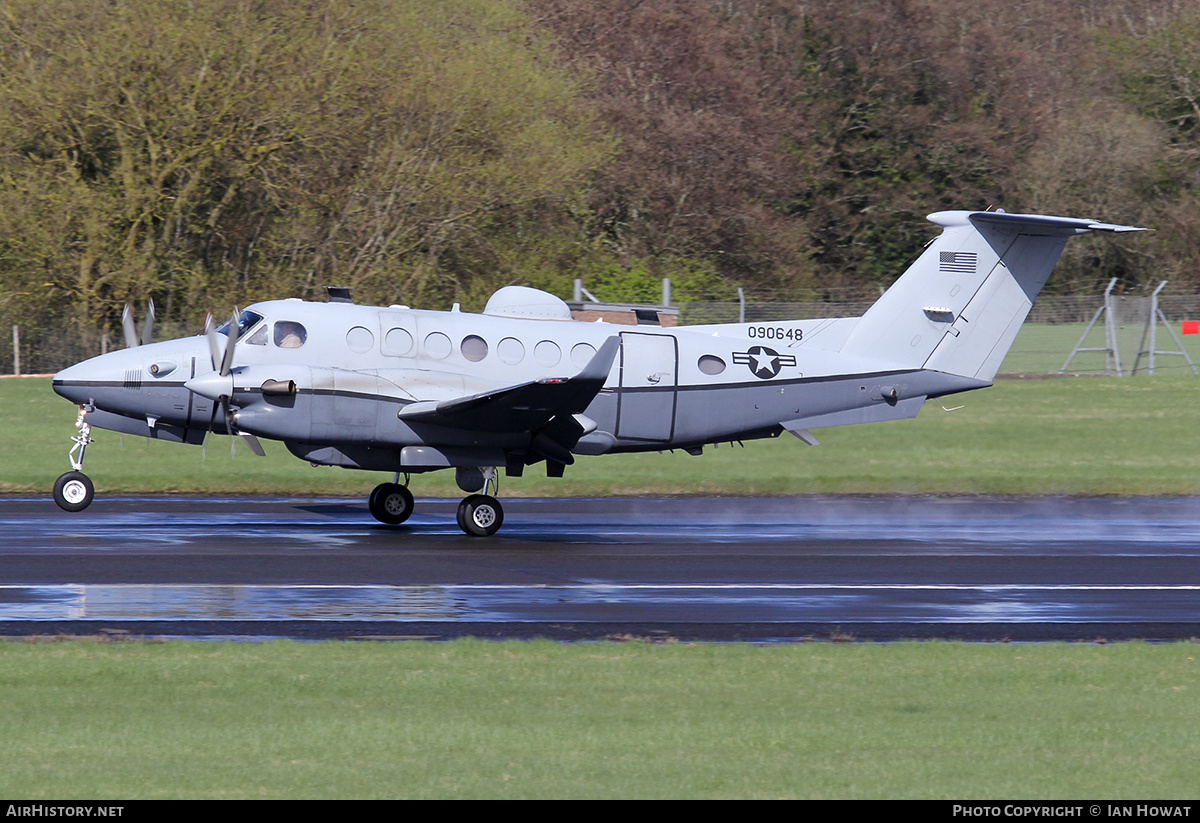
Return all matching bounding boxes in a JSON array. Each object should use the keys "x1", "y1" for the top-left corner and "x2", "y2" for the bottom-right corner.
[{"x1": 1, "y1": 494, "x2": 1199, "y2": 641}]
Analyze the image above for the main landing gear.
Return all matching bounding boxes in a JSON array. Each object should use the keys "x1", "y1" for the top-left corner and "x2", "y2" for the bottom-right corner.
[
  {"x1": 53, "y1": 405, "x2": 96, "y2": 512},
  {"x1": 457, "y1": 493, "x2": 504, "y2": 537},
  {"x1": 367, "y1": 467, "x2": 505, "y2": 536},
  {"x1": 368, "y1": 480, "x2": 415, "y2": 525}
]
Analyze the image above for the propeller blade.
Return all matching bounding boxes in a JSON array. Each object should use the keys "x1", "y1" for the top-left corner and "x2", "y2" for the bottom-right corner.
[
  {"x1": 140, "y1": 299, "x2": 155, "y2": 346},
  {"x1": 204, "y1": 313, "x2": 221, "y2": 373},
  {"x1": 238, "y1": 432, "x2": 266, "y2": 457},
  {"x1": 206, "y1": 396, "x2": 220, "y2": 434},
  {"x1": 222, "y1": 400, "x2": 265, "y2": 457},
  {"x1": 219, "y1": 311, "x2": 239, "y2": 376},
  {"x1": 121, "y1": 304, "x2": 138, "y2": 349}
]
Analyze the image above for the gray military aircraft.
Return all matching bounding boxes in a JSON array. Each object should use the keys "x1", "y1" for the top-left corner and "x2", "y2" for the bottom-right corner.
[{"x1": 51, "y1": 209, "x2": 1145, "y2": 535}]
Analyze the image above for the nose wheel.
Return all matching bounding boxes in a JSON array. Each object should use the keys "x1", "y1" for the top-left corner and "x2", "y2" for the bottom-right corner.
[{"x1": 53, "y1": 471, "x2": 94, "y2": 513}]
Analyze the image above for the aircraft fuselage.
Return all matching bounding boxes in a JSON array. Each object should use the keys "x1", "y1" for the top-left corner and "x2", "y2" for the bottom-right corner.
[{"x1": 52, "y1": 292, "x2": 983, "y2": 473}]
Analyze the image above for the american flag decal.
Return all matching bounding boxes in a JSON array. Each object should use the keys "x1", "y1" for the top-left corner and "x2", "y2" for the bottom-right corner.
[{"x1": 940, "y1": 251, "x2": 977, "y2": 274}]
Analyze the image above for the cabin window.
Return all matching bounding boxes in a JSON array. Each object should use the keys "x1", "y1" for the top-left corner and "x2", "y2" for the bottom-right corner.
[
  {"x1": 534, "y1": 340, "x2": 561, "y2": 367},
  {"x1": 346, "y1": 326, "x2": 374, "y2": 354},
  {"x1": 424, "y1": 332, "x2": 452, "y2": 360},
  {"x1": 497, "y1": 337, "x2": 524, "y2": 365},
  {"x1": 274, "y1": 321, "x2": 307, "y2": 348},
  {"x1": 570, "y1": 342, "x2": 596, "y2": 369},
  {"x1": 461, "y1": 335, "x2": 488, "y2": 362},
  {"x1": 385, "y1": 327, "x2": 414, "y2": 356},
  {"x1": 698, "y1": 355, "x2": 726, "y2": 375}
]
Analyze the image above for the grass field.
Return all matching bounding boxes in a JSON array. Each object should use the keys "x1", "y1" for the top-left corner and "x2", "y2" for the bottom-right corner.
[
  {"x1": 4, "y1": 370, "x2": 1200, "y2": 496},
  {"x1": 1, "y1": 639, "x2": 1198, "y2": 799},
  {"x1": 999, "y1": 321, "x2": 1200, "y2": 376}
]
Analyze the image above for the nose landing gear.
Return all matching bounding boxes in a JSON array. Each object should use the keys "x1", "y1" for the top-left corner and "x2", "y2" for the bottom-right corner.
[{"x1": 54, "y1": 405, "x2": 95, "y2": 512}]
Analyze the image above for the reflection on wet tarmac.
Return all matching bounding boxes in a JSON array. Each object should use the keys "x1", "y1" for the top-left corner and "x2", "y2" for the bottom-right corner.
[{"x1": 4, "y1": 582, "x2": 1200, "y2": 624}]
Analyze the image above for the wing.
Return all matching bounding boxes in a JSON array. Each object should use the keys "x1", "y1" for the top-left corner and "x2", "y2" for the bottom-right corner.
[{"x1": 396, "y1": 335, "x2": 620, "y2": 463}]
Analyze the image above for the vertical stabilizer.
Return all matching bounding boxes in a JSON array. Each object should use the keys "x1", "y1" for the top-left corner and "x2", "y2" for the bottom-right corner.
[{"x1": 839, "y1": 211, "x2": 1146, "y2": 381}]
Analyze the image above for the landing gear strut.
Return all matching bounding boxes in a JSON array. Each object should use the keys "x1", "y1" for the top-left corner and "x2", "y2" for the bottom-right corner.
[{"x1": 53, "y1": 405, "x2": 95, "y2": 512}]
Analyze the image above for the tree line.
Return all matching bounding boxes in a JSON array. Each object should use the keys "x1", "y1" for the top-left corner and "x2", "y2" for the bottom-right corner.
[{"x1": 2, "y1": 0, "x2": 1200, "y2": 349}]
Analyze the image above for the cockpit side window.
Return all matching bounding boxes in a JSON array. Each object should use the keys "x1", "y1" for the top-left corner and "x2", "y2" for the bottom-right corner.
[
  {"x1": 216, "y1": 310, "x2": 264, "y2": 338},
  {"x1": 246, "y1": 325, "x2": 268, "y2": 346},
  {"x1": 274, "y1": 321, "x2": 307, "y2": 348}
]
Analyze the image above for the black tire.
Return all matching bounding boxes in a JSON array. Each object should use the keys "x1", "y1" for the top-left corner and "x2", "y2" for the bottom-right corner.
[
  {"x1": 368, "y1": 482, "x2": 414, "y2": 525},
  {"x1": 456, "y1": 494, "x2": 504, "y2": 537},
  {"x1": 53, "y1": 471, "x2": 94, "y2": 513}
]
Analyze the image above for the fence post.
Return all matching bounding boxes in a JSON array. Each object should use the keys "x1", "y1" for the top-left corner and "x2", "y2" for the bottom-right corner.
[{"x1": 11, "y1": 325, "x2": 18, "y2": 376}]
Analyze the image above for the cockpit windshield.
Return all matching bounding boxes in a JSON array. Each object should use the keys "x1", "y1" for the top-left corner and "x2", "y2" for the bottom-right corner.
[{"x1": 215, "y1": 310, "x2": 264, "y2": 338}]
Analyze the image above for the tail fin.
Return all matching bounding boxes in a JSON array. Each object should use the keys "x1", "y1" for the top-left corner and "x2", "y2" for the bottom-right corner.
[{"x1": 839, "y1": 211, "x2": 1146, "y2": 381}]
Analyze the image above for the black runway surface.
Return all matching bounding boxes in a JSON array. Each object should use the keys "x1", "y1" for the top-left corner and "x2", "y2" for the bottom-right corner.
[{"x1": 1, "y1": 494, "x2": 1199, "y2": 641}]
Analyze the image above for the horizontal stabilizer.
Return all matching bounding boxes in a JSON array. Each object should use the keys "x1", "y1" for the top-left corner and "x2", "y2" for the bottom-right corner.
[
  {"x1": 397, "y1": 335, "x2": 619, "y2": 434},
  {"x1": 957, "y1": 211, "x2": 1148, "y2": 235}
]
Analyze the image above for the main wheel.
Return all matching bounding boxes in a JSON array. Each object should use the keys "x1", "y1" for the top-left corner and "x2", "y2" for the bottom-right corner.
[
  {"x1": 368, "y1": 482, "x2": 414, "y2": 525},
  {"x1": 53, "y1": 471, "x2": 94, "y2": 513},
  {"x1": 456, "y1": 494, "x2": 504, "y2": 537}
]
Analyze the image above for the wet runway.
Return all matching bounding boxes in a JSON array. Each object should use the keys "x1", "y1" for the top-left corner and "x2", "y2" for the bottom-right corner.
[{"x1": 1, "y1": 495, "x2": 1199, "y2": 641}]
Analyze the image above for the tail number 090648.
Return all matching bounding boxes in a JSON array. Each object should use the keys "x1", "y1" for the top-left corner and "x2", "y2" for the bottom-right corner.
[{"x1": 747, "y1": 326, "x2": 803, "y2": 342}]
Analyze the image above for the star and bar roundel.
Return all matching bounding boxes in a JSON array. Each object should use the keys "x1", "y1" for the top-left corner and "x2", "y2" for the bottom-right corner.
[{"x1": 732, "y1": 345, "x2": 797, "y2": 379}]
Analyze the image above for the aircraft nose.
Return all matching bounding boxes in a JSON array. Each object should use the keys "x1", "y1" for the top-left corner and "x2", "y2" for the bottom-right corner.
[
  {"x1": 51, "y1": 346, "x2": 153, "y2": 408},
  {"x1": 52, "y1": 359, "x2": 100, "y2": 405}
]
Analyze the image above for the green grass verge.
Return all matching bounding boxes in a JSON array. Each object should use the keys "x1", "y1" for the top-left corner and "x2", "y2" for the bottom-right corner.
[
  {"x1": 1, "y1": 638, "x2": 1197, "y2": 799},
  {"x1": 5, "y1": 373, "x2": 1200, "y2": 496},
  {"x1": 999, "y1": 321, "x2": 1200, "y2": 376}
]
